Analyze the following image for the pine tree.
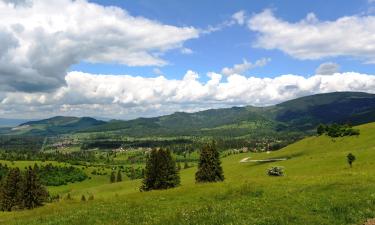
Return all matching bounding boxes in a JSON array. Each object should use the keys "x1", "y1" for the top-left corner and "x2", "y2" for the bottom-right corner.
[
  {"x1": 0, "y1": 168, "x2": 23, "y2": 211},
  {"x1": 110, "y1": 171, "x2": 116, "y2": 183},
  {"x1": 116, "y1": 170, "x2": 122, "y2": 182},
  {"x1": 22, "y1": 166, "x2": 48, "y2": 209},
  {"x1": 347, "y1": 153, "x2": 356, "y2": 168},
  {"x1": 140, "y1": 148, "x2": 180, "y2": 191},
  {"x1": 81, "y1": 195, "x2": 86, "y2": 201},
  {"x1": 195, "y1": 142, "x2": 224, "y2": 183}
]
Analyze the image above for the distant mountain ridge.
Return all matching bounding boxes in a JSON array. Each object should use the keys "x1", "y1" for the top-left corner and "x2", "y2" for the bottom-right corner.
[{"x1": 5, "y1": 92, "x2": 375, "y2": 137}]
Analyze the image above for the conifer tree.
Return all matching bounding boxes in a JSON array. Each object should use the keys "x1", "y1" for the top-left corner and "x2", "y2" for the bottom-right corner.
[
  {"x1": 116, "y1": 170, "x2": 122, "y2": 182},
  {"x1": 184, "y1": 161, "x2": 189, "y2": 169},
  {"x1": 22, "y1": 166, "x2": 48, "y2": 209},
  {"x1": 0, "y1": 168, "x2": 23, "y2": 211},
  {"x1": 195, "y1": 142, "x2": 224, "y2": 183},
  {"x1": 81, "y1": 195, "x2": 86, "y2": 201},
  {"x1": 110, "y1": 171, "x2": 116, "y2": 183},
  {"x1": 140, "y1": 148, "x2": 180, "y2": 191}
]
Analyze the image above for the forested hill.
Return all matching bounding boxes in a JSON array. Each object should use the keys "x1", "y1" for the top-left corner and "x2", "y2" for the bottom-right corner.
[{"x1": 5, "y1": 92, "x2": 375, "y2": 137}]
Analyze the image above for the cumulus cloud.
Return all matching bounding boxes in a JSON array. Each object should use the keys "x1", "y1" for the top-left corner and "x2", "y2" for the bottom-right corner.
[
  {"x1": 248, "y1": 10, "x2": 375, "y2": 63},
  {"x1": 1, "y1": 70, "x2": 375, "y2": 119},
  {"x1": 0, "y1": 0, "x2": 199, "y2": 92},
  {"x1": 221, "y1": 58, "x2": 271, "y2": 76},
  {"x1": 232, "y1": 10, "x2": 246, "y2": 25},
  {"x1": 316, "y1": 62, "x2": 340, "y2": 75}
]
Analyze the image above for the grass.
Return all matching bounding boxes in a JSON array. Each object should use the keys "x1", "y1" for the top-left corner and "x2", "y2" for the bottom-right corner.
[{"x1": 2, "y1": 122, "x2": 375, "y2": 224}]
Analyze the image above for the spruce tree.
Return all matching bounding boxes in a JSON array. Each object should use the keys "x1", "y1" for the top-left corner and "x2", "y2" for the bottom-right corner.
[
  {"x1": 110, "y1": 171, "x2": 116, "y2": 183},
  {"x1": 22, "y1": 166, "x2": 48, "y2": 209},
  {"x1": 195, "y1": 142, "x2": 224, "y2": 183},
  {"x1": 0, "y1": 168, "x2": 23, "y2": 211},
  {"x1": 116, "y1": 170, "x2": 122, "y2": 182},
  {"x1": 81, "y1": 195, "x2": 86, "y2": 201},
  {"x1": 140, "y1": 148, "x2": 180, "y2": 191}
]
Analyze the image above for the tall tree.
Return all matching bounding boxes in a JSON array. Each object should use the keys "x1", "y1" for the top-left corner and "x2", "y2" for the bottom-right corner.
[
  {"x1": 140, "y1": 148, "x2": 180, "y2": 191},
  {"x1": 22, "y1": 166, "x2": 48, "y2": 209},
  {"x1": 195, "y1": 142, "x2": 224, "y2": 183},
  {"x1": 347, "y1": 153, "x2": 356, "y2": 168},
  {"x1": 0, "y1": 168, "x2": 23, "y2": 211},
  {"x1": 116, "y1": 170, "x2": 122, "y2": 182},
  {"x1": 110, "y1": 171, "x2": 116, "y2": 183}
]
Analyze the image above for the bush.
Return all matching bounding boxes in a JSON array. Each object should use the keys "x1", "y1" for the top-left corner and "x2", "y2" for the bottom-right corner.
[{"x1": 267, "y1": 166, "x2": 284, "y2": 176}]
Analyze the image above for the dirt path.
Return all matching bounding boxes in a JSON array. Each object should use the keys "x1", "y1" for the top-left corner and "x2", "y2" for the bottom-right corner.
[
  {"x1": 239, "y1": 157, "x2": 287, "y2": 163},
  {"x1": 364, "y1": 219, "x2": 375, "y2": 225}
]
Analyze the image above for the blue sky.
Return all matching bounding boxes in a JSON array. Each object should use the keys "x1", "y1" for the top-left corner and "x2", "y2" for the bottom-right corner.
[
  {"x1": 72, "y1": 0, "x2": 374, "y2": 80},
  {"x1": 0, "y1": 0, "x2": 375, "y2": 119}
]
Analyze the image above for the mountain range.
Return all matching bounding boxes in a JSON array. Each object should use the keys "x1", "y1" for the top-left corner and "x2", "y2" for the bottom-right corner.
[{"x1": 2, "y1": 92, "x2": 375, "y2": 137}]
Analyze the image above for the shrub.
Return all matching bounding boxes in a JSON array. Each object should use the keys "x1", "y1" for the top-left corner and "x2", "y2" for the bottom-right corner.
[{"x1": 267, "y1": 166, "x2": 284, "y2": 176}]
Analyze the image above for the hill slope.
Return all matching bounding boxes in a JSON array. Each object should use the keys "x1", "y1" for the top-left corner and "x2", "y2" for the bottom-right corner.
[
  {"x1": 84, "y1": 92, "x2": 375, "y2": 137},
  {"x1": 10, "y1": 116, "x2": 105, "y2": 135},
  {"x1": 6, "y1": 92, "x2": 375, "y2": 136},
  {"x1": 2, "y1": 122, "x2": 375, "y2": 225}
]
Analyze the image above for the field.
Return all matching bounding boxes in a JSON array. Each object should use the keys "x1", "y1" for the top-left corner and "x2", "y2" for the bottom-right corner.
[{"x1": 1, "y1": 122, "x2": 375, "y2": 224}]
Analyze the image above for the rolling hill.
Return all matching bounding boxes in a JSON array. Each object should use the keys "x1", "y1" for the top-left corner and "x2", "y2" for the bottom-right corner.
[
  {"x1": 9, "y1": 116, "x2": 105, "y2": 136},
  {"x1": 6, "y1": 92, "x2": 375, "y2": 136},
  {"x1": 2, "y1": 122, "x2": 375, "y2": 224}
]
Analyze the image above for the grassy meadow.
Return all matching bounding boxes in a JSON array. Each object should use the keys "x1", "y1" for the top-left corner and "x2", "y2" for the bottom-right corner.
[{"x1": 1, "y1": 122, "x2": 375, "y2": 224}]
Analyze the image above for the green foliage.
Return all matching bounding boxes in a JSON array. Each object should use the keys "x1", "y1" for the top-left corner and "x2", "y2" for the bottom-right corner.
[
  {"x1": 116, "y1": 170, "x2": 122, "y2": 182},
  {"x1": 0, "y1": 167, "x2": 48, "y2": 211},
  {"x1": 347, "y1": 153, "x2": 356, "y2": 168},
  {"x1": 0, "y1": 168, "x2": 23, "y2": 211},
  {"x1": 267, "y1": 166, "x2": 284, "y2": 176},
  {"x1": 22, "y1": 166, "x2": 48, "y2": 209},
  {"x1": 317, "y1": 123, "x2": 360, "y2": 137},
  {"x1": 110, "y1": 171, "x2": 116, "y2": 183},
  {"x1": 140, "y1": 148, "x2": 180, "y2": 191},
  {"x1": 36, "y1": 163, "x2": 88, "y2": 186},
  {"x1": 81, "y1": 195, "x2": 86, "y2": 202},
  {"x1": 195, "y1": 143, "x2": 224, "y2": 183}
]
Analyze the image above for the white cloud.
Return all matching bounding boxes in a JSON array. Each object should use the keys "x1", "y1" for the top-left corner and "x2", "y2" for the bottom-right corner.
[
  {"x1": 1, "y1": 70, "x2": 375, "y2": 119},
  {"x1": 180, "y1": 47, "x2": 194, "y2": 55},
  {"x1": 221, "y1": 58, "x2": 271, "y2": 76},
  {"x1": 316, "y1": 62, "x2": 340, "y2": 75},
  {"x1": 248, "y1": 10, "x2": 375, "y2": 63},
  {"x1": 232, "y1": 10, "x2": 246, "y2": 25},
  {"x1": 0, "y1": 0, "x2": 199, "y2": 92}
]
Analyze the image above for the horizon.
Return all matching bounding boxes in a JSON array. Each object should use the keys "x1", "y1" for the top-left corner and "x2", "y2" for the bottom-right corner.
[
  {"x1": 1, "y1": 91, "x2": 373, "y2": 122},
  {"x1": 0, "y1": 0, "x2": 375, "y2": 120}
]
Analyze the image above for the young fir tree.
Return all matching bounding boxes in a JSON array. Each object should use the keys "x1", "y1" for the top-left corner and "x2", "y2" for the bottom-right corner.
[
  {"x1": 81, "y1": 195, "x2": 86, "y2": 201},
  {"x1": 116, "y1": 170, "x2": 122, "y2": 182},
  {"x1": 347, "y1": 153, "x2": 356, "y2": 168},
  {"x1": 110, "y1": 171, "x2": 116, "y2": 183},
  {"x1": 195, "y1": 142, "x2": 224, "y2": 183},
  {"x1": 22, "y1": 166, "x2": 48, "y2": 209},
  {"x1": 0, "y1": 168, "x2": 23, "y2": 211},
  {"x1": 140, "y1": 148, "x2": 180, "y2": 191}
]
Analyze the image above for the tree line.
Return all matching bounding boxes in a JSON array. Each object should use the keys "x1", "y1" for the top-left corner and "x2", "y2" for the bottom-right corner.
[
  {"x1": 0, "y1": 166, "x2": 48, "y2": 211},
  {"x1": 140, "y1": 142, "x2": 224, "y2": 191},
  {"x1": 317, "y1": 123, "x2": 360, "y2": 137}
]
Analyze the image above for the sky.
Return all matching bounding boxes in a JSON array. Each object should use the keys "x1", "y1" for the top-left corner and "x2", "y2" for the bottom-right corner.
[{"x1": 0, "y1": 0, "x2": 374, "y2": 120}]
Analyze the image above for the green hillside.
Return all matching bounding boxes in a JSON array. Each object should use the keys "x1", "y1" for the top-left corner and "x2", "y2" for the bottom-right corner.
[
  {"x1": 5, "y1": 92, "x2": 375, "y2": 137},
  {"x1": 2, "y1": 122, "x2": 375, "y2": 225},
  {"x1": 9, "y1": 116, "x2": 105, "y2": 136},
  {"x1": 82, "y1": 92, "x2": 375, "y2": 137}
]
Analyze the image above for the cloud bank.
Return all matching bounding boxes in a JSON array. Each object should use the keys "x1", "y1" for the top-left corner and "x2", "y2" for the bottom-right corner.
[
  {"x1": 0, "y1": 0, "x2": 198, "y2": 92},
  {"x1": 1, "y1": 71, "x2": 375, "y2": 119},
  {"x1": 248, "y1": 10, "x2": 375, "y2": 63}
]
